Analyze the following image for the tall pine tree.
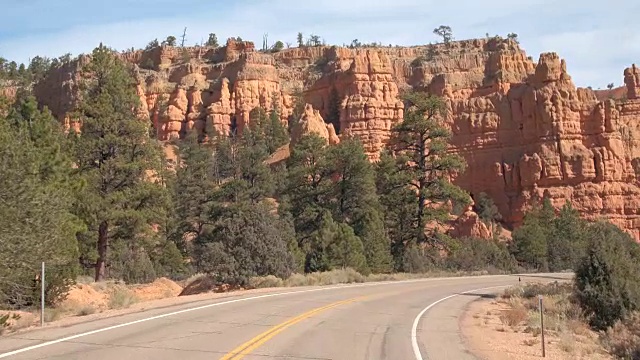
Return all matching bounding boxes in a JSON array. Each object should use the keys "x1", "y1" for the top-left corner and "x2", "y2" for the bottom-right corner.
[
  {"x1": 376, "y1": 150, "x2": 419, "y2": 271},
  {"x1": 0, "y1": 97, "x2": 81, "y2": 307},
  {"x1": 171, "y1": 130, "x2": 217, "y2": 254},
  {"x1": 380, "y1": 91, "x2": 470, "y2": 271},
  {"x1": 72, "y1": 44, "x2": 168, "y2": 281},
  {"x1": 326, "y1": 138, "x2": 391, "y2": 273}
]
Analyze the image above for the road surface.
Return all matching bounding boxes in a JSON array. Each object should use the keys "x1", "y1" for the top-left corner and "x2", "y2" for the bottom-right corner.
[{"x1": 0, "y1": 273, "x2": 569, "y2": 360}]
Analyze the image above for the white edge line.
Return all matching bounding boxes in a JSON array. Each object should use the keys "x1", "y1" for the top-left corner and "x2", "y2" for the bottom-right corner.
[
  {"x1": 411, "y1": 285, "x2": 510, "y2": 360},
  {"x1": 0, "y1": 274, "x2": 513, "y2": 358}
]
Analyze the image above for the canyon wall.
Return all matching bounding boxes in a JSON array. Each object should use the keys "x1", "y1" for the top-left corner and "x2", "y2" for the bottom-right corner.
[{"x1": 31, "y1": 37, "x2": 640, "y2": 239}]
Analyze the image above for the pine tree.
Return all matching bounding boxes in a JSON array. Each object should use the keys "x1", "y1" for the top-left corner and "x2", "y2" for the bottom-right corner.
[
  {"x1": 297, "y1": 32, "x2": 304, "y2": 47},
  {"x1": 547, "y1": 201, "x2": 587, "y2": 271},
  {"x1": 326, "y1": 138, "x2": 392, "y2": 273},
  {"x1": 510, "y1": 198, "x2": 554, "y2": 271},
  {"x1": 206, "y1": 33, "x2": 219, "y2": 48},
  {"x1": 574, "y1": 221, "x2": 640, "y2": 329},
  {"x1": 268, "y1": 108, "x2": 289, "y2": 152},
  {"x1": 375, "y1": 150, "x2": 416, "y2": 271},
  {"x1": 285, "y1": 134, "x2": 333, "y2": 250},
  {"x1": 326, "y1": 220, "x2": 368, "y2": 273},
  {"x1": 172, "y1": 130, "x2": 217, "y2": 254},
  {"x1": 72, "y1": 44, "x2": 169, "y2": 281},
  {"x1": 0, "y1": 98, "x2": 81, "y2": 307},
  {"x1": 248, "y1": 106, "x2": 288, "y2": 154},
  {"x1": 388, "y1": 91, "x2": 470, "y2": 248}
]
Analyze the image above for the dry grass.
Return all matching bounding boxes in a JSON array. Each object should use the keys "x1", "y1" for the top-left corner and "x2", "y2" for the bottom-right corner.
[
  {"x1": 179, "y1": 269, "x2": 494, "y2": 297},
  {"x1": 248, "y1": 275, "x2": 284, "y2": 289},
  {"x1": 108, "y1": 288, "x2": 138, "y2": 310},
  {"x1": 463, "y1": 282, "x2": 613, "y2": 360},
  {"x1": 500, "y1": 305, "x2": 528, "y2": 327},
  {"x1": 558, "y1": 330, "x2": 576, "y2": 353},
  {"x1": 76, "y1": 305, "x2": 96, "y2": 317},
  {"x1": 42, "y1": 308, "x2": 62, "y2": 323},
  {"x1": 601, "y1": 311, "x2": 640, "y2": 359},
  {"x1": 253, "y1": 268, "x2": 493, "y2": 290},
  {"x1": 76, "y1": 275, "x2": 95, "y2": 285}
]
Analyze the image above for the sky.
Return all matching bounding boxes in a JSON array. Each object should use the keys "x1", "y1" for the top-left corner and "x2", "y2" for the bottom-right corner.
[{"x1": 0, "y1": 0, "x2": 638, "y2": 88}]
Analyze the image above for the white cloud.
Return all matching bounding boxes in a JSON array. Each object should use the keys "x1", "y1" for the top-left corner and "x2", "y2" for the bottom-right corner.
[{"x1": 0, "y1": 0, "x2": 637, "y2": 88}]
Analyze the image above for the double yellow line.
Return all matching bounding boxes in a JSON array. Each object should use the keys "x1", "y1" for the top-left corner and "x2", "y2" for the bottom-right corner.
[{"x1": 220, "y1": 296, "x2": 367, "y2": 360}]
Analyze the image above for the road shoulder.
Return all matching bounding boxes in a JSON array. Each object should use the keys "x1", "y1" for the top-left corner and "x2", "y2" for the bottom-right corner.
[{"x1": 460, "y1": 296, "x2": 612, "y2": 360}]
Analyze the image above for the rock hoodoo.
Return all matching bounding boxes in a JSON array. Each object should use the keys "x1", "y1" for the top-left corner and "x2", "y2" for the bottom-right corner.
[{"x1": 30, "y1": 37, "x2": 640, "y2": 240}]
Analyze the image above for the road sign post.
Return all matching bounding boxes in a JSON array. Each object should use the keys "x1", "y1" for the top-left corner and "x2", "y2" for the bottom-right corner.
[
  {"x1": 539, "y1": 295, "x2": 545, "y2": 357},
  {"x1": 41, "y1": 262, "x2": 45, "y2": 327}
]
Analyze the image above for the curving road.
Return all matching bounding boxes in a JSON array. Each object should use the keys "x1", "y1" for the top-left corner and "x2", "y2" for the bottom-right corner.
[{"x1": 0, "y1": 274, "x2": 569, "y2": 360}]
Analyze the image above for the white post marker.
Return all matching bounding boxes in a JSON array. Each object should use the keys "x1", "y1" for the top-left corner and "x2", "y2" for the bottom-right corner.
[
  {"x1": 539, "y1": 295, "x2": 545, "y2": 357},
  {"x1": 40, "y1": 262, "x2": 45, "y2": 327}
]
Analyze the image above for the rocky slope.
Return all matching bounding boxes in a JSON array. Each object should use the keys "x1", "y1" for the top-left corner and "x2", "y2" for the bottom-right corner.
[{"x1": 30, "y1": 37, "x2": 640, "y2": 240}]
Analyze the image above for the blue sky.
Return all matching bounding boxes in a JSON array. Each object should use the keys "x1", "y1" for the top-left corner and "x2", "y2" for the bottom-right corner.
[{"x1": 0, "y1": 0, "x2": 638, "y2": 88}]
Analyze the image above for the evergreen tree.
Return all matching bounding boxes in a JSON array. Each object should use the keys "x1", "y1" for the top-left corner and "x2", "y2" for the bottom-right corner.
[
  {"x1": 248, "y1": 106, "x2": 288, "y2": 154},
  {"x1": 574, "y1": 221, "x2": 640, "y2": 330},
  {"x1": 172, "y1": 130, "x2": 217, "y2": 254},
  {"x1": 375, "y1": 150, "x2": 416, "y2": 271},
  {"x1": 285, "y1": 134, "x2": 333, "y2": 251},
  {"x1": 206, "y1": 33, "x2": 219, "y2": 48},
  {"x1": 272, "y1": 41, "x2": 285, "y2": 52},
  {"x1": 72, "y1": 44, "x2": 168, "y2": 281},
  {"x1": 547, "y1": 201, "x2": 587, "y2": 271},
  {"x1": 297, "y1": 32, "x2": 304, "y2": 47},
  {"x1": 326, "y1": 138, "x2": 392, "y2": 273},
  {"x1": 284, "y1": 133, "x2": 332, "y2": 260},
  {"x1": 510, "y1": 198, "x2": 554, "y2": 271},
  {"x1": 473, "y1": 192, "x2": 502, "y2": 224},
  {"x1": 326, "y1": 220, "x2": 368, "y2": 273},
  {"x1": 195, "y1": 200, "x2": 296, "y2": 283},
  {"x1": 445, "y1": 237, "x2": 516, "y2": 272},
  {"x1": 303, "y1": 212, "x2": 367, "y2": 273},
  {"x1": 268, "y1": 108, "x2": 289, "y2": 152},
  {"x1": 0, "y1": 98, "x2": 81, "y2": 307},
  {"x1": 387, "y1": 91, "x2": 470, "y2": 255},
  {"x1": 163, "y1": 36, "x2": 177, "y2": 47}
]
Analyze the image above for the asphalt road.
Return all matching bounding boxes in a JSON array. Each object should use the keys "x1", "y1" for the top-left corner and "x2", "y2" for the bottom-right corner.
[{"x1": 0, "y1": 273, "x2": 570, "y2": 360}]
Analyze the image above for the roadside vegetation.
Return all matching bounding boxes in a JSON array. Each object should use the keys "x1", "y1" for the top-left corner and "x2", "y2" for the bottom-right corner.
[{"x1": 470, "y1": 218, "x2": 640, "y2": 359}]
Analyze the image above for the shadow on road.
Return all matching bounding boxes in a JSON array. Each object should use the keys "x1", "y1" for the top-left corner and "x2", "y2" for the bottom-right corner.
[
  {"x1": 509, "y1": 273, "x2": 573, "y2": 281},
  {"x1": 459, "y1": 293, "x2": 497, "y2": 299}
]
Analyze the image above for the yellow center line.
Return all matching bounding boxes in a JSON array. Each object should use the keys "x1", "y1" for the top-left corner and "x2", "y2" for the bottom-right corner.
[{"x1": 220, "y1": 296, "x2": 368, "y2": 360}]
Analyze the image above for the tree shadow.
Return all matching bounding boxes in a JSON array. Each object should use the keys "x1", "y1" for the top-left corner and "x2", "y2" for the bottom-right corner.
[
  {"x1": 459, "y1": 292, "x2": 498, "y2": 299},
  {"x1": 511, "y1": 273, "x2": 573, "y2": 281}
]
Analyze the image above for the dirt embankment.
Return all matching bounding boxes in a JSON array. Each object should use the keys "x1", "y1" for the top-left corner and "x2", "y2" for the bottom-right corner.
[
  {"x1": 460, "y1": 283, "x2": 612, "y2": 360},
  {"x1": 1, "y1": 277, "x2": 185, "y2": 335}
]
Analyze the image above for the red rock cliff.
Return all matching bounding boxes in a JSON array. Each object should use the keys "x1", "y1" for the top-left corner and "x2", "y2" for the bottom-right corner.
[{"x1": 31, "y1": 37, "x2": 640, "y2": 239}]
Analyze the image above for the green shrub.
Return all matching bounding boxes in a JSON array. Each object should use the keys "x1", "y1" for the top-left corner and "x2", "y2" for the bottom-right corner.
[
  {"x1": 574, "y1": 221, "x2": 640, "y2": 330},
  {"x1": 446, "y1": 237, "x2": 516, "y2": 272}
]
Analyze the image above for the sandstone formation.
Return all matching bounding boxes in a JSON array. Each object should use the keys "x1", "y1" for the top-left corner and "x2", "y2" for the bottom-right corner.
[
  {"x1": 30, "y1": 37, "x2": 640, "y2": 240},
  {"x1": 290, "y1": 103, "x2": 339, "y2": 145},
  {"x1": 447, "y1": 205, "x2": 494, "y2": 240}
]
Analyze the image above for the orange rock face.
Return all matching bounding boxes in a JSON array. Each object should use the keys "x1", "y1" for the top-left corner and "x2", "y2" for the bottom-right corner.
[
  {"x1": 31, "y1": 37, "x2": 640, "y2": 239},
  {"x1": 304, "y1": 47, "x2": 405, "y2": 160},
  {"x1": 410, "y1": 41, "x2": 640, "y2": 240},
  {"x1": 290, "y1": 104, "x2": 340, "y2": 146},
  {"x1": 448, "y1": 207, "x2": 493, "y2": 240}
]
